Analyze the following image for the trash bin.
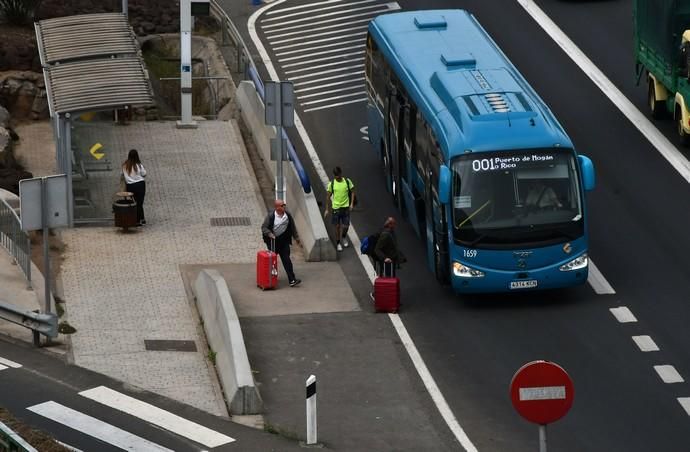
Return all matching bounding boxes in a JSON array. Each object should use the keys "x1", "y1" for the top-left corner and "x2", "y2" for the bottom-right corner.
[{"x1": 113, "y1": 191, "x2": 138, "y2": 230}]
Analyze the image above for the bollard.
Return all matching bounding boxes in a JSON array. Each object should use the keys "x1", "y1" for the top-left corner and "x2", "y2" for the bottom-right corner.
[{"x1": 306, "y1": 375, "x2": 317, "y2": 444}]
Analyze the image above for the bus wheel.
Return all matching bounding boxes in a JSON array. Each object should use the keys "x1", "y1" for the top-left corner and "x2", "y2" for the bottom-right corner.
[
  {"x1": 678, "y1": 111, "x2": 690, "y2": 147},
  {"x1": 648, "y1": 80, "x2": 665, "y2": 119}
]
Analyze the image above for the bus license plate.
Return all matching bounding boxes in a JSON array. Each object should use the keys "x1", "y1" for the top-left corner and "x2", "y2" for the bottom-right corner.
[{"x1": 510, "y1": 280, "x2": 538, "y2": 290}]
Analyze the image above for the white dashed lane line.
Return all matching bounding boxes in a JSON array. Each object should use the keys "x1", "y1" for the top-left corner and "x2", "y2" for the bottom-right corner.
[
  {"x1": 654, "y1": 365, "x2": 685, "y2": 384},
  {"x1": 610, "y1": 306, "x2": 638, "y2": 323},
  {"x1": 632, "y1": 335, "x2": 659, "y2": 352}
]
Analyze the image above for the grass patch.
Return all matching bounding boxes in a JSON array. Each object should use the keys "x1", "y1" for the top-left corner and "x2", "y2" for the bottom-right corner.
[
  {"x1": 207, "y1": 349, "x2": 216, "y2": 365},
  {"x1": 0, "y1": 407, "x2": 71, "y2": 451}
]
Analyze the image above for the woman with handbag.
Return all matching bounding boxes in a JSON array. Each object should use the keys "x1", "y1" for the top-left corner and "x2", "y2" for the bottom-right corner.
[{"x1": 122, "y1": 149, "x2": 147, "y2": 226}]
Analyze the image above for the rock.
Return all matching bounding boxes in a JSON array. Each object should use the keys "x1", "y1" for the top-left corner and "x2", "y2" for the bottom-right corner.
[{"x1": 0, "y1": 106, "x2": 9, "y2": 129}]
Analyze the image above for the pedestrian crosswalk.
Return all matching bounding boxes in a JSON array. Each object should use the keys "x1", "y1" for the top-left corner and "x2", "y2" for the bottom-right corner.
[
  {"x1": 258, "y1": 0, "x2": 401, "y2": 113},
  {"x1": 0, "y1": 355, "x2": 234, "y2": 450},
  {"x1": 26, "y1": 386, "x2": 235, "y2": 450}
]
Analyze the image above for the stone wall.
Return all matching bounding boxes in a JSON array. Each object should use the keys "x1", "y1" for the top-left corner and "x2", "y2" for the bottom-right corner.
[
  {"x1": 0, "y1": 72, "x2": 48, "y2": 121},
  {"x1": 0, "y1": 0, "x2": 215, "y2": 71},
  {"x1": 0, "y1": 104, "x2": 32, "y2": 195}
]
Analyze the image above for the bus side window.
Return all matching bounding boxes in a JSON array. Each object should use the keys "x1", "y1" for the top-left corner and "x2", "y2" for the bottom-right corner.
[{"x1": 415, "y1": 112, "x2": 429, "y2": 181}]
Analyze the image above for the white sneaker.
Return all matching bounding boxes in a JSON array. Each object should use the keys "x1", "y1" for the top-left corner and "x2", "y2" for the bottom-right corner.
[
  {"x1": 337, "y1": 243, "x2": 343, "y2": 252},
  {"x1": 342, "y1": 237, "x2": 349, "y2": 248}
]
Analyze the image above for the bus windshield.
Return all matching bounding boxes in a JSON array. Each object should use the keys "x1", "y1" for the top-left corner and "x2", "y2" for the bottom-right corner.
[{"x1": 451, "y1": 149, "x2": 584, "y2": 248}]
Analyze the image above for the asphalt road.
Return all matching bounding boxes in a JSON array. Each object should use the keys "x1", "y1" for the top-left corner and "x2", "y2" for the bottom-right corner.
[
  {"x1": 238, "y1": 0, "x2": 690, "y2": 450},
  {"x1": 0, "y1": 340, "x2": 299, "y2": 451}
]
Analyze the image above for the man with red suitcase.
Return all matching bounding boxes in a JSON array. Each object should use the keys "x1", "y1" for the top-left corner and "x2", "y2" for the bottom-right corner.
[
  {"x1": 260, "y1": 199, "x2": 301, "y2": 288},
  {"x1": 371, "y1": 217, "x2": 406, "y2": 312}
]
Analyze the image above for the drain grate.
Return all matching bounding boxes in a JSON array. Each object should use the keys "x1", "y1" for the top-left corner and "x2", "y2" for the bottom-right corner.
[
  {"x1": 211, "y1": 217, "x2": 251, "y2": 227},
  {"x1": 144, "y1": 340, "x2": 198, "y2": 352}
]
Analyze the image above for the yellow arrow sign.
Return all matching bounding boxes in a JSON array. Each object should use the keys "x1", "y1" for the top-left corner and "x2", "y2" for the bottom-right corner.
[{"x1": 89, "y1": 142, "x2": 105, "y2": 160}]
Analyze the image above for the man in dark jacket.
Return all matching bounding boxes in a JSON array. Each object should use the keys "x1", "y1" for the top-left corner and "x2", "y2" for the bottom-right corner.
[
  {"x1": 261, "y1": 199, "x2": 301, "y2": 287},
  {"x1": 373, "y1": 216, "x2": 406, "y2": 277}
]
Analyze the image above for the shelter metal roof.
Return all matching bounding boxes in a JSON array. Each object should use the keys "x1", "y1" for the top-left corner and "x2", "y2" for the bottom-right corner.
[
  {"x1": 35, "y1": 13, "x2": 139, "y2": 65},
  {"x1": 44, "y1": 57, "x2": 153, "y2": 115}
]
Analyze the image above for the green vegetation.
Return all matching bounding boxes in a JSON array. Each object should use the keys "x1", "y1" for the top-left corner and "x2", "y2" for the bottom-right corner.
[
  {"x1": 0, "y1": 0, "x2": 40, "y2": 25},
  {"x1": 207, "y1": 349, "x2": 216, "y2": 365},
  {"x1": 0, "y1": 407, "x2": 71, "y2": 451}
]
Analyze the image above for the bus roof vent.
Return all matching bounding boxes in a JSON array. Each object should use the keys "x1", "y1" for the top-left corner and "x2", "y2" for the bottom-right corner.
[
  {"x1": 441, "y1": 52, "x2": 476, "y2": 68},
  {"x1": 485, "y1": 93, "x2": 511, "y2": 113},
  {"x1": 414, "y1": 15, "x2": 448, "y2": 29}
]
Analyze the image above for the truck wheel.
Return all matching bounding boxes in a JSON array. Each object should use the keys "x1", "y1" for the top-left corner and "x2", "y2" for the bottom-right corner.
[
  {"x1": 648, "y1": 80, "x2": 665, "y2": 119},
  {"x1": 678, "y1": 114, "x2": 690, "y2": 147}
]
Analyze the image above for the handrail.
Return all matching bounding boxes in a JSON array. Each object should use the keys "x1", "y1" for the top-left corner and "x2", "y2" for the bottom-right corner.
[
  {"x1": 0, "y1": 197, "x2": 31, "y2": 286},
  {"x1": 210, "y1": 0, "x2": 312, "y2": 194}
]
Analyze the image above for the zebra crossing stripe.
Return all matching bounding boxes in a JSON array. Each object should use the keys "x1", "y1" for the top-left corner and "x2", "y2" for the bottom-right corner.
[
  {"x1": 303, "y1": 97, "x2": 368, "y2": 112},
  {"x1": 273, "y1": 31, "x2": 367, "y2": 51},
  {"x1": 27, "y1": 401, "x2": 173, "y2": 452},
  {"x1": 79, "y1": 386, "x2": 234, "y2": 448},
  {"x1": 263, "y1": 6, "x2": 390, "y2": 33},
  {"x1": 0, "y1": 357, "x2": 22, "y2": 368},
  {"x1": 263, "y1": 0, "x2": 380, "y2": 22},
  {"x1": 285, "y1": 57, "x2": 364, "y2": 75},
  {"x1": 265, "y1": 17, "x2": 374, "y2": 39},
  {"x1": 276, "y1": 39, "x2": 363, "y2": 57}
]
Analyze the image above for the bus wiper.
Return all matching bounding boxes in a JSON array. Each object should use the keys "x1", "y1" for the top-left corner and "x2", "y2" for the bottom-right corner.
[
  {"x1": 468, "y1": 233, "x2": 488, "y2": 247},
  {"x1": 457, "y1": 200, "x2": 492, "y2": 228}
]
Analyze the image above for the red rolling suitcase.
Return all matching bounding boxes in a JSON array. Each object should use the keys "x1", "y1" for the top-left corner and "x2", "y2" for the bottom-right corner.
[
  {"x1": 257, "y1": 240, "x2": 278, "y2": 290},
  {"x1": 374, "y1": 262, "x2": 400, "y2": 313}
]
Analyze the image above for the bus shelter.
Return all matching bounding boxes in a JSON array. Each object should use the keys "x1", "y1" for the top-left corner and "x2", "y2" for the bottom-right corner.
[{"x1": 35, "y1": 13, "x2": 153, "y2": 224}]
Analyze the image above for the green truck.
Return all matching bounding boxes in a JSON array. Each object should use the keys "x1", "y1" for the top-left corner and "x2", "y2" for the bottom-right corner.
[{"x1": 634, "y1": 0, "x2": 690, "y2": 144}]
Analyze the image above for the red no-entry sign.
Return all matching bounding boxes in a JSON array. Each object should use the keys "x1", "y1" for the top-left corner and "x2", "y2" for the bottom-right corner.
[{"x1": 510, "y1": 360, "x2": 574, "y2": 425}]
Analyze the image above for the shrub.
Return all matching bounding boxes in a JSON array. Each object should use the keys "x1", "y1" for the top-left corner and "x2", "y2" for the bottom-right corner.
[{"x1": 0, "y1": 0, "x2": 41, "y2": 26}]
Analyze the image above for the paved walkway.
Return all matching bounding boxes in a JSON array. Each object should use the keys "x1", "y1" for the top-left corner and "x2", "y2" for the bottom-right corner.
[{"x1": 57, "y1": 120, "x2": 273, "y2": 416}]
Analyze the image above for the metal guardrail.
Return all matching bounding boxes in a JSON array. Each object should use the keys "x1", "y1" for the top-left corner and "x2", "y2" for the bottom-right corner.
[
  {"x1": 0, "y1": 419, "x2": 39, "y2": 452},
  {"x1": 210, "y1": 0, "x2": 313, "y2": 194},
  {"x1": 0, "y1": 300, "x2": 57, "y2": 342},
  {"x1": 0, "y1": 198, "x2": 31, "y2": 286}
]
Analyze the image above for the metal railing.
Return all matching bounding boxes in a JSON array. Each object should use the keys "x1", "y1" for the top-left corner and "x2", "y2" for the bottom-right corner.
[
  {"x1": 0, "y1": 198, "x2": 31, "y2": 286},
  {"x1": 210, "y1": 0, "x2": 312, "y2": 194}
]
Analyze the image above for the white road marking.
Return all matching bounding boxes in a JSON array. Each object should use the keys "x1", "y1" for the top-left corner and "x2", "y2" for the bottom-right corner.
[
  {"x1": 284, "y1": 50, "x2": 364, "y2": 68},
  {"x1": 0, "y1": 357, "x2": 22, "y2": 368},
  {"x1": 677, "y1": 398, "x2": 690, "y2": 416},
  {"x1": 285, "y1": 56, "x2": 364, "y2": 73},
  {"x1": 54, "y1": 440, "x2": 84, "y2": 452},
  {"x1": 250, "y1": 3, "x2": 477, "y2": 450},
  {"x1": 302, "y1": 91, "x2": 367, "y2": 106},
  {"x1": 271, "y1": 25, "x2": 369, "y2": 45},
  {"x1": 517, "y1": 0, "x2": 690, "y2": 183},
  {"x1": 27, "y1": 401, "x2": 173, "y2": 452},
  {"x1": 294, "y1": 71, "x2": 365, "y2": 87},
  {"x1": 610, "y1": 306, "x2": 638, "y2": 323},
  {"x1": 288, "y1": 64, "x2": 364, "y2": 81},
  {"x1": 303, "y1": 97, "x2": 368, "y2": 112},
  {"x1": 0, "y1": 364, "x2": 9, "y2": 371},
  {"x1": 262, "y1": 5, "x2": 386, "y2": 31},
  {"x1": 265, "y1": 17, "x2": 374, "y2": 39},
  {"x1": 263, "y1": 0, "x2": 380, "y2": 23},
  {"x1": 632, "y1": 335, "x2": 660, "y2": 352},
  {"x1": 279, "y1": 43, "x2": 363, "y2": 61},
  {"x1": 273, "y1": 31, "x2": 367, "y2": 51},
  {"x1": 298, "y1": 84, "x2": 364, "y2": 99},
  {"x1": 587, "y1": 260, "x2": 615, "y2": 294},
  {"x1": 79, "y1": 386, "x2": 234, "y2": 448},
  {"x1": 654, "y1": 365, "x2": 685, "y2": 383},
  {"x1": 265, "y1": 0, "x2": 348, "y2": 16},
  {"x1": 295, "y1": 77, "x2": 365, "y2": 93},
  {"x1": 519, "y1": 386, "x2": 566, "y2": 401}
]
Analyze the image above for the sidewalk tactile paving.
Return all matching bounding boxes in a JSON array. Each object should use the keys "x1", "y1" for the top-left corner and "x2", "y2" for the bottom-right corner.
[{"x1": 60, "y1": 121, "x2": 267, "y2": 416}]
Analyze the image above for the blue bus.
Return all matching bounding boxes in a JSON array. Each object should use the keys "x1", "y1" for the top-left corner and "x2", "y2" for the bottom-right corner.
[{"x1": 365, "y1": 10, "x2": 595, "y2": 293}]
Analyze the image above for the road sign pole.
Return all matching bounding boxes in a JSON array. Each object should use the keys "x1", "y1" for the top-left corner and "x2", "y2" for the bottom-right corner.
[
  {"x1": 539, "y1": 424, "x2": 547, "y2": 452},
  {"x1": 41, "y1": 179, "x2": 50, "y2": 316},
  {"x1": 276, "y1": 125, "x2": 285, "y2": 201}
]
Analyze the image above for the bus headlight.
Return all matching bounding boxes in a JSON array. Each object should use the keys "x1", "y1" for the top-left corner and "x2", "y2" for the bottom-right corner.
[
  {"x1": 453, "y1": 262, "x2": 485, "y2": 278},
  {"x1": 559, "y1": 253, "x2": 588, "y2": 271}
]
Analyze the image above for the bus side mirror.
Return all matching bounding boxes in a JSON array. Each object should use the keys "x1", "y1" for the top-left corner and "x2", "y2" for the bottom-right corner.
[
  {"x1": 439, "y1": 165, "x2": 451, "y2": 204},
  {"x1": 578, "y1": 155, "x2": 595, "y2": 191}
]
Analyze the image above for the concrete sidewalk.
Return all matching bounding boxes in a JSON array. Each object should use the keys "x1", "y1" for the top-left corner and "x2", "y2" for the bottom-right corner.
[{"x1": 0, "y1": 118, "x2": 457, "y2": 450}]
